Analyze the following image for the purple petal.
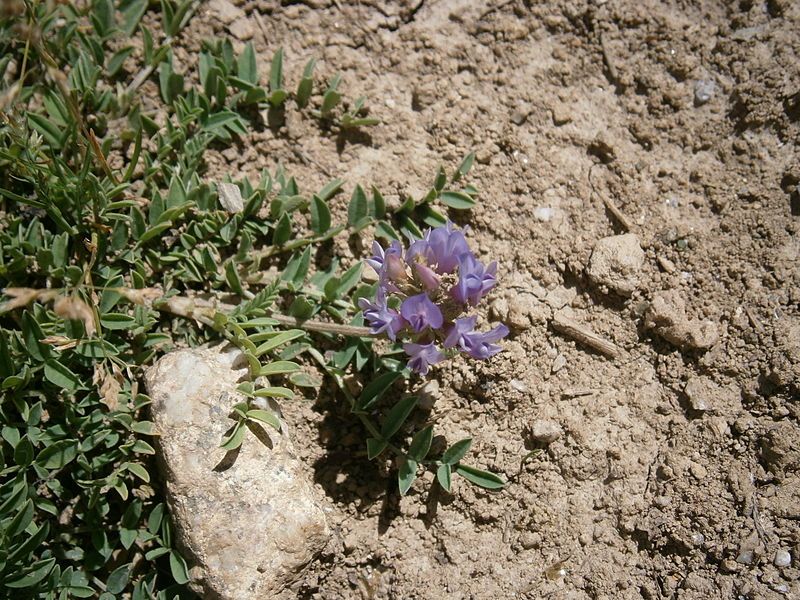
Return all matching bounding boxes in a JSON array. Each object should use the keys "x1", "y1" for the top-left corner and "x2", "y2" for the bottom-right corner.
[
  {"x1": 403, "y1": 342, "x2": 445, "y2": 376},
  {"x1": 400, "y1": 293, "x2": 444, "y2": 332},
  {"x1": 444, "y1": 315, "x2": 477, "y2": 349},
  {"x1": 452, "y1": 253, "x2": 497, "y2": 306},
  {"x1": 461, "y1": 324, "x2": 510, "y2": 359},
  {"x1": 359, "y1": 290, "x2": 406, "y2": 340}
]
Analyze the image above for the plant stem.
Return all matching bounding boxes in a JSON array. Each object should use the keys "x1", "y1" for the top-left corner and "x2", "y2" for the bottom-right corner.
[{"x1": 268, "y1": 314, "x2": 370, "y2": 337}]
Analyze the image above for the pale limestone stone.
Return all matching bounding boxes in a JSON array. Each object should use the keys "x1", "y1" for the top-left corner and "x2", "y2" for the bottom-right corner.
[
  {"x1": 207, "y1": 0, "x2": 244, "y2": 24},
  {"x1": 145, "y1": 345, "x2": 330, "y2": 600},
  {"x1": 587, "y1": 233, "x2": 645, "y2": 296},
  {"x1": 645, "y1": 290, "x2": 719, "y2": 350},
  {"x1": 530, "y1": 419, "x2": 563, "y2": 444},
  {"x1": 217, "y1": 182, "x2": 244, "y2": 213}
]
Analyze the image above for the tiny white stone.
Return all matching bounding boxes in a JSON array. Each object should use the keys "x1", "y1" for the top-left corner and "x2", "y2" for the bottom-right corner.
[
  {"x1": 774, "y1": 549, "x2": 792, "y2": 568},
  {"x1": 217, "y1": 182, "x2": 244, "y2": 213},
  {"x1": 533, "y1": 207, "x2": 554, "y2": 222},
  {"x1": 530, "y1": 419, "x2": 563, "y2": 444},
  {"x1": 510, "y1": 379, "x2": 528, "y2": 392},
  {"x1": 551, "y1": 354, "x2": 567, "y2": 373}
]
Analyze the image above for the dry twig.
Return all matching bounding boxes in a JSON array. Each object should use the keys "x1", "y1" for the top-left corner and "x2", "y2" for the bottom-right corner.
[{"x1": 550, "y1": 311, "x2": 621, "y2": 359}]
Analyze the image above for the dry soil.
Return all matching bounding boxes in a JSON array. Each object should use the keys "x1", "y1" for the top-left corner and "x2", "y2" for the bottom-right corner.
[{"x1": 151, "y1": 0, "x2": 800, "y2": 598}]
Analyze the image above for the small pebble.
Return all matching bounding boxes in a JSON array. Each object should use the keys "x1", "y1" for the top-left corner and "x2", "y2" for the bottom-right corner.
[
  {"x1": 771, "y1": 583, "x2": 789, "y2": 593},
  {"x1": 217, "y1": 182, "x2": 244, "y2": 213},
  {"x1": 489, "y1": 297, "x2": 509, "y2": 321},
  {"x1": 510, "y1": 379, "x2": 528, "y2": 393},
  {"x1": 551, "y1": 354, "x2": 567, "y2": 373},
  {"x1": 551, "y1": 103, "x2": 572, "y2": 125},
  {"x1": 684, "y1": 376, "x2": 713, "y2": 412},
  {"x1": 736, "y1": 550, "x2": 754, "y2": 565},
  {"x1": 510, "y1": 107, "x2": 529, "y2": 125},
  {"x1": 533, "y1": 206, "x2": 555, "y2": 222},
  {"x1": 530, "y1": 419, "x2": 563, "y2": 444},
  {"x1": 774, "y1": 549, "x2": 792, "y2": 568},
  {"x1": 658, "y1": 256, "x2": 676, "y2": 273},
  {"x1": 694, "y1": 79, "x2": 716, "y2": 105},
  {"x1": 519, "y1": 532, "x2": 541, "y2": 549},
  {"x1": 229, "y1": 17, "x2": 254, "y2": 40},
  {"x1": 418, "y1": 380, "x2": 440, "y2": 411},
  {"x1": 689, "y1": 462, "x2": 707, "y2": 480},
  {"x1": 720, "y1": 559, "x2": 739, "y2": 573}
]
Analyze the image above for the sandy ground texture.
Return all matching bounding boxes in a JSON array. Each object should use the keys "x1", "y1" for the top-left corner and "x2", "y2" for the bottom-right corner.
[{"x1": 139, "y1": 0, "x2": 800, "y2": 598}]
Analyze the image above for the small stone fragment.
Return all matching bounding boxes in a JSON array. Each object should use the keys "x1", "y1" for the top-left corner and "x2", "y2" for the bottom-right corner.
[
  {"x1": 510, "y1": 378, "x2": 528, "y2": 392},
  {"x1": 736, "y1": 550, "x2": 754, "y2": 565},
  {"x1": 774, "y1": 549, "x2": 792, "y2": 568},
  {"x1": 520, "y1": 532, "x2": 541, "y2": 549},
  {"x1": 694, "y1": 79, "x2": 716, "y2": 105},
  {"x1": 489, "y1": 297, "x2": 509, "y2": 321},
  {"x1": 217, "y1": 182, "x2": 244, "y2": 213},
  {"x1": 418, "y1": 379, "x2": 440, "y2": 411},
  {"x1": 506, "y1": 294, "x2": 548, "y2": 330},
  {"x1": 145, "y1": 345, "x2": 330, "y2": 600},
  {"x1": 551, "y1": 354, "x2": 567, "y2": 373},
  {"x1": 689, "y1": 462, "x2": 707, "y2": 479},
  {"x1": 683, "y1": 573, "x2": 713, "y2": 593},
  {"x1": 759, "y1": 421, "x2": 800, "y2": 479},
  {"x1": 551, "y1": 103, "x2": 572, "y2": 125},
  {"x1": 510, "y1": 105, "x2": 529, "y2": 125},
  {"x1": 533, "y1": 206, "x2": 555, "y2": 222},
  {"x1": 683, "y1": 376, "x2": 740, "y2": 415},
  {"x1": 229, "y1": 17, "x2": 254, "y2": 40},
  {"x1": 657, "y1": 256, "x2": 676, "y2": 273},
  {"x1": 720, "y1": 559, "x2": 740, "y2": 573},
  {"x1": 586, "y1": 233, "x2": 645, "y2": 296},
  {"x1": 530, "y1": 419, "x2": 563, "y2": 444},
  {"x1": 684, "y1": 376, "x2": 712, "y2": 411},
  {"x1": 645, "y1": 290, "x2": 719, "y2": 350},
  {"x1": 208, "y1": 0, "x2": 244, "y2": 24},
  {"x1": 544, "y1": 286, "x2": 576, "y2": 310},
  {"x1": 690, "y1": 532, "x2": 705, "y2": 546}
]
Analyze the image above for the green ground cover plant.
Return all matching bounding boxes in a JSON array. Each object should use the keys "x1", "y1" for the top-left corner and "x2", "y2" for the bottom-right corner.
[{"x1": 0, "y1": 0, "x2": 504, "y2": 596}]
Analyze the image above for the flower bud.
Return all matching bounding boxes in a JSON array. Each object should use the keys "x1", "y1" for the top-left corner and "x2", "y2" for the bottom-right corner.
[
  {"x1": 413, "y1": 262, "x2": 440, "y2": 291},
  {"x1": 385, "y1": 254, "x2": 408, "y2": 282}
]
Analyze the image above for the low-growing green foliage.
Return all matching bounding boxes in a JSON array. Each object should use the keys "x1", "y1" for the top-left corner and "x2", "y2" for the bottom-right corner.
[{"x1": 0, "y1": 0, "x2": 500, "y2": 596}]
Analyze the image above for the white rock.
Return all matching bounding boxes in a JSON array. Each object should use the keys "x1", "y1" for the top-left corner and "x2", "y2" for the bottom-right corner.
[
  {"x1": 208, "y1": 0, "x2": 244, "y2": 24},
  {"x1": 530, "y1": 419, "x2": 563, "y2": 444},
  {"x1": 774, "y1": 549, "x2": 792, "y2": 568},
  {"x1": 551, "y1": 354, "x2": 567, "y2": 373},
  {"x1": 684, "y1": 376, "x2": 713, "y2": 411},
  {"x1": 418, "y1": 379, "x2": 440, "y2": 411},
  {"x1": 217, "y1": 182, "x2": 244, "y2": 213},
  {"x1": 544, "y1": 286, "x2": 576, "y2": 310},
  {"x1": 645, "y1": 290, "x2": 719, "y2": 350},
  {"x1": 145, "y1": 345, "x2": 330, "y2": 600},
  {"x1": 533, "y1": 207, "x2": 555, "y2": 222},
  {"x1": 510, "y1": 378, "x2": 528, "y2": 392},
  {"x1": 587, "y1": 233, "x2": 645, "y2": 296},
  {"x1": 229, "y1": 17, "x2": 255, "y2": 41}
]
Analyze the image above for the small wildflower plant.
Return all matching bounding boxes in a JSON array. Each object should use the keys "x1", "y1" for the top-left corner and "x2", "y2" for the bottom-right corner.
[
  {"x1": 0, "y1": 0, "x2": 507, "y2": 594},
  {"x1": 360, "y1": 224, "x2": 509, "y2": 376}
]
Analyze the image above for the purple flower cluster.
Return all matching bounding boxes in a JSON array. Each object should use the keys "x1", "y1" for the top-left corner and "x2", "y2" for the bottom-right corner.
[{"x1": 359, "y1": 223, "x2": 509, "y2": 376}]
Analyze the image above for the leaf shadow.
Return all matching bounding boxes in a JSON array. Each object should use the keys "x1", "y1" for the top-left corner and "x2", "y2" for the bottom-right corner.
[{"x1": 246, "y1": 420, "x2": 275, "y2": 450}]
